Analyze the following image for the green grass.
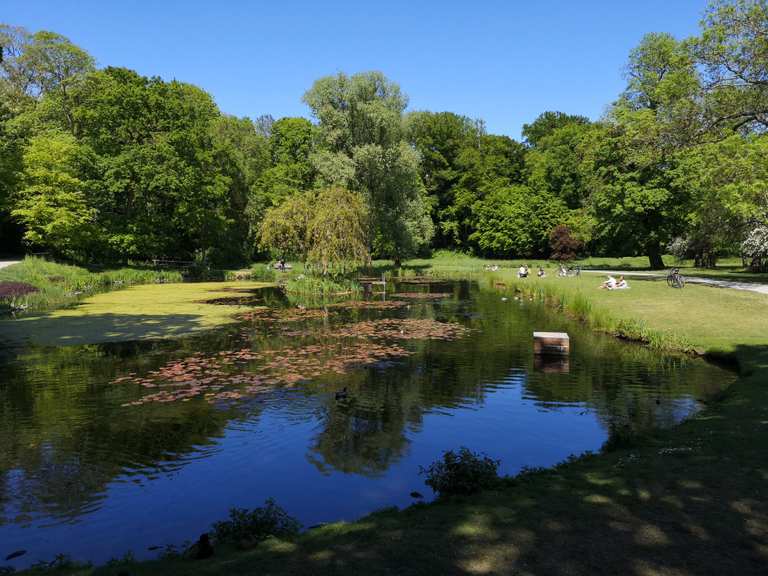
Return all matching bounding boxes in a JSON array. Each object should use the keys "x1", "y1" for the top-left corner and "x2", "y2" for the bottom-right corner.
[
  {"x1": 403, "y1": 250, "x2": 768, "y2": 283},
  {"x1": 25, "y1": 255, "x2": 768, "y2": 576},
  {"x1": 0, "y1": 257, "x2": 183, "y2": 313}
]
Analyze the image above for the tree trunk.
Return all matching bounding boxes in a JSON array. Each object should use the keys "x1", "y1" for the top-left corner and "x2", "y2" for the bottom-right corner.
[{"x1": 647, "y1": 246, "x2": 664, "y2": 270}]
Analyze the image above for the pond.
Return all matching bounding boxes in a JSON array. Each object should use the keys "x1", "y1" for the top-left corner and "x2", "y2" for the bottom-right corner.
[{"x1": 0, "y1": 277, "x2": 735, "y2": 567}]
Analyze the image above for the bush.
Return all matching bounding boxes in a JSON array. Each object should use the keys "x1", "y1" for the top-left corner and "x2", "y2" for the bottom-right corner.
[
  {"x1": 602, "y1": 422, "x2": 638, "y2": 452},
  {"x1": 211, "y1": 498, "x2": 301, "y2": 544},
  {"x1": 549, "y1": 224, "x2": 583, "y2": 261},
  {"x1": 420, "y1": 447, "x2": 500, "y2": 497}
]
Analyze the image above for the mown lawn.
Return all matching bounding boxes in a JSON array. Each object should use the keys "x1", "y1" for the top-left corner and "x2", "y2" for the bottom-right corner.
[{"x1": 33, "y1": 258, "x2": 768, "y2": 576}]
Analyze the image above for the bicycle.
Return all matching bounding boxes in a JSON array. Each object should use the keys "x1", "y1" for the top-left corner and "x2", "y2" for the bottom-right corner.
[{"x1": 666, "y1": 268, "x2": 685, "y2": 288}]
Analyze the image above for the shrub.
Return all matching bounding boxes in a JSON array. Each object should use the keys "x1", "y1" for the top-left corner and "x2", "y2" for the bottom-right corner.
[
  {"x1": 548, "y1": 224, "x2": 583, "y2": 261},
  {"x1": 420, "y1": 447, "x2": 500, "y2": 497},
  {"x1": 211, "y1": 498, "x2": 301, "y2": 544},
  {"x1": 602, "y1": 422, "x2": 638, "y2": 452}
]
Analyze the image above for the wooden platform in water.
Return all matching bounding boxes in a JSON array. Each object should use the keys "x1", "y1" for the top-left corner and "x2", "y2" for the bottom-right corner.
[{"x1": 533, "y1": 331, "x2": 570, "y2": 356}]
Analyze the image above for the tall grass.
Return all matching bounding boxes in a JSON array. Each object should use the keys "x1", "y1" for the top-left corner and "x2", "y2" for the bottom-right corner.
[{"x1": 0, "y1": 257, "x2": 182, "y2": 314}]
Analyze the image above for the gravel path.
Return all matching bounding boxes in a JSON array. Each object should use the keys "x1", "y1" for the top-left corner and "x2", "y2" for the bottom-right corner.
[
  {"x1": 584, "y1": 269, "x2": 768, "y2": 295},
  {"x1": 0, "y1": 260, "x2": 20, "y2": 270}
]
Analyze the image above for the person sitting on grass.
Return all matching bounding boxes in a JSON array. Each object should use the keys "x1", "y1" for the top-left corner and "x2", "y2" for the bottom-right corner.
[
  {"x1": 613, "y1": 275, "x2": 629, "y2": 290},
  {"x1": 537, "y1": 266, "x2": 546, "y2": 278},
  {"x1": 599, "y1": 275, "x2": 617, "y2": 289},
  {"x1": 518, "y1": 265, "x2": 529, "y2": 278}
]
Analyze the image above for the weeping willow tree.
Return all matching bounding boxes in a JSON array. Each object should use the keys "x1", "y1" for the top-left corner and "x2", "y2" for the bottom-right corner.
[
  {"x1": 258, "y1": 191, "x2": 313, "y2": 261},
  {"x1": 307, "y1": 187, "x2": 369, "y2": 275},
  {"x1": 259, "y1": 187, "x2": 369, "y2": 275}
]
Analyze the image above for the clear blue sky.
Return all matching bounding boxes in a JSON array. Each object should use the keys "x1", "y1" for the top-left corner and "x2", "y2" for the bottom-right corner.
[{"x1": 5, "y1": 0, "x2": 706, "y2": 138}]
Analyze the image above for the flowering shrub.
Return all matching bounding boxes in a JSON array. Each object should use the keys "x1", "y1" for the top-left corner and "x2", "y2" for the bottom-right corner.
[
  {"x1": 742, "y1": 225, "x2": 768, "y2": 271},
  {"x1": 0, "y1": 281, "x2": 39, "y2": 298}
]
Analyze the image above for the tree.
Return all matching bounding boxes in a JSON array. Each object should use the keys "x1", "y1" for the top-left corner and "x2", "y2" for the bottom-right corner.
[
  {"x1": 303, "y1": 72, "x2": 433, "y2": 262},
  {"x1": 694, "y1": 0, "x2": 768, "y2": 134},
  {"x1": 259, "y1": 187, "x2": 370, "y2": 274},
  {"x1": 258, "y1": 191, "x2": 314, "y2": 261},
  {"x1": 406, "y1": 111, "x2": 482, "y2": 247},
  {"x1": 582, "y1": 114, "x2": 686, "y2": 269},
  {"x1": 621, "y1": 32, "x2": 701, "y2": 147},
  {"x1": 441, "y1": 134, "x2": 527, "y2": 248},
  {"x1": 12, "y1": 131, "x2": 97, "y2": 258},
  {"x1": 303, "y1": 71, "x2": 407, "y2": 153},
  {"x1": 469, "y1": 185, "x2": 566, "y2": 258},
  {"x1": 522, "y1": 111, "x2": 590, "y2": 148},
  {"x1": 672, "y1": 134, "x2": 768, "y2": 266},
  {"x1": 307, "y1": 187, "x2": 369, "y2": 274},
  {"x1": 549, "y1": 225, "x2": 584, "y2": 261},
  {"x1": 526, "y1": 122, "x2": 595, "y2": 209},
  {"x1": 210, "y1": 115, "x2": 270, "y2": 261}
]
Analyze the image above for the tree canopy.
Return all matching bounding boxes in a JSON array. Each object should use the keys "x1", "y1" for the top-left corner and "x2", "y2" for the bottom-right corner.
[{"x1": 2, "y1": 1, "x2": 768, "y2": 269}]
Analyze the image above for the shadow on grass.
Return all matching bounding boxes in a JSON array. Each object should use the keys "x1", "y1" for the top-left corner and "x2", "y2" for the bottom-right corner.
[
  {"x1": 0, "y1": 312, "x2": 209, "y2": 347},
  {"x1": 92, "y1": 345, "x2": 768, "y2": 576}
]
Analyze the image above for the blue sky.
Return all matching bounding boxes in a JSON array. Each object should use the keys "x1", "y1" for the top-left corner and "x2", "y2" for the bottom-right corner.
[{"x1": 5, "y1": 0, "x2": 706, "y2": 138}]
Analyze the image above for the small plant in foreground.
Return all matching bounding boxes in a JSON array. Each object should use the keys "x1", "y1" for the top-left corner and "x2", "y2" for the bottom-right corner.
[
  {"x1": 420, "y1": 447, "x2": 500, "y2": 497},
  {"x1": 211, "y1": 498, "x2": 301, "y2": 545},
  {"x1": 602, "y1": 422, "x2": 638, "y2": 452}
]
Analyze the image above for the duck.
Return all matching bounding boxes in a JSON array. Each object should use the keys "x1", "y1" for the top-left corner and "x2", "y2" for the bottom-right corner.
[
  {"x1": 335, "y1": 387, "x2": 349, "y2": 400},
  {"x1": 186, "y1": 533, "x2": 214, "y2": 560}
]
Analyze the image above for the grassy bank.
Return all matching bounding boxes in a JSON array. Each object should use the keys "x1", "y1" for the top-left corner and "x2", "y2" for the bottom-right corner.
[
  {"x1": 403, "y1": 251, "x2": 768, "y2": 283},
  {"x1": 24, "y1": 256, "x2": 767, "y2": 576},
  {"x1": 0, "y1": 257, "x2": 182, "y2": 314}
]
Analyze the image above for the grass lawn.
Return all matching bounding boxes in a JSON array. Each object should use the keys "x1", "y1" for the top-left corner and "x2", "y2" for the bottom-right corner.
[
  {"x1": 401, "y1": 251, "x2": 768, "y2": 284},
  {"x1": 0, "y1": 281, "x2": 269, "y2": 347},
  {"x1": 29, "y1": 256, "x2": 768, "y2": 576}
]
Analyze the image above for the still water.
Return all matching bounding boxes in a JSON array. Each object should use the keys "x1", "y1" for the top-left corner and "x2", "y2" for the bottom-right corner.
[{"x1": 0, "y1": 278, "x2": 734, "y2": 567}]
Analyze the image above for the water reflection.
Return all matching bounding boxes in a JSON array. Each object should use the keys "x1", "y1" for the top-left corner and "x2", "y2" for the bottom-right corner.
[{"x1": 0, "y1": 279, "x2": 735, "y2": 567}]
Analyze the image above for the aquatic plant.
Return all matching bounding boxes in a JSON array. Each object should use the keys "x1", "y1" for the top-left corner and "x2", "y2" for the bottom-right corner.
[
  {"x1": 391, "y1": 292, "x2": 452, "y2": 299},
  {"x1": 115, "y1": 341, "x2": 413, "y2": 407},
  {"x1": 420, "y1": 447, "x2": 500, "y2": 497},
  {"x1": 281, "y1": 318, "x2": 471, "y2": 341},
  {"x1": 0, "y1": 257, "x2": 182, "y2": 313}
]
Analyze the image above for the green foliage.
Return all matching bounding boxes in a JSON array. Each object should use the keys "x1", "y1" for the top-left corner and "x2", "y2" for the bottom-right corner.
[
  {"x1": 672, "y1": 134, "x2": 768, "y2": 266},
  {"x1": 259, "y1": 191, "x2": 314, "y2": 260},
  {"x1": 303, "y1": 72, "x2": 433, "y2": 261},
  {"x1": 5, "y1": 4, "x2": 768, "y2": 273},
  {"x1": 470, "y1": 185, "x2": 566, "y2": 257},
  {"x1": 211, "y1": 498, "x2": 301, "y2": 544},
  {"x1": 307, "y1": 187, "x2": 369, "y2": 274},
  {"x1": 420, "y1": 447, "x2": 500, "y2": 497},
  {"x1": 12, "y1": 131, "x2": 97, "y2": 259},
  {"x1": 526, "y1": 122, "x2": 595, "y2": 209},
  {"x1": 694, "y1": 0, "x2": 768, "y2": 133},
  {"x1": 260, "y1": 187, "x2": 370, "y2": 274},
  {"x1": 522, "y1": 111, "x2": 590, "y2": 148}
]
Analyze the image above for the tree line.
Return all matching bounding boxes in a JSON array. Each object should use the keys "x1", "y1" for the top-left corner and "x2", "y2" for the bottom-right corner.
[{"x1": 1, "y1": 0, "x2": 767, "y2": 270}]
